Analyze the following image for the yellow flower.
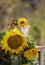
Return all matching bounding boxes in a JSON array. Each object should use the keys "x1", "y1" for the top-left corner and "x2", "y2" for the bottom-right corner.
[
  {"x1": 18, "y1": 18, "x2": 28, "y2": 27},
  {"x1": 24, "y1": 49, "x2": 33, "y2": 59},
  {"x1": 24, "y1": 48, "x2": 38, "y2": 59},
  {"x1": 2, "y1": 28, "x2": 28, "y2": 54},
  {"x1": 32, "y1": 48, "x2": 39, "y2": 56}
]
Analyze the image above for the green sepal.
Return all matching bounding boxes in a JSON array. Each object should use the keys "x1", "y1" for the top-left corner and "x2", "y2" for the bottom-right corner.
[{"x1": 0, "y1": 31, "x2": 6, "y2": 41}]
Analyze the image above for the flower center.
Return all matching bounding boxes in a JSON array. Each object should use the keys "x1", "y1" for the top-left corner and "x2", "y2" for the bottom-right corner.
[
  {"x1": 20, "y1": 21, "x2": 24, "y2": 24},
  {"x1": 7, "y1": 35, "x2": 23, "y2": 49}
]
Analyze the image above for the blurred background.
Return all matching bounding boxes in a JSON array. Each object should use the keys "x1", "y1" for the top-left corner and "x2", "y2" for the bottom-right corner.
[{"x1": 0, "y1": 0, "x2": 45, "y2": 46}]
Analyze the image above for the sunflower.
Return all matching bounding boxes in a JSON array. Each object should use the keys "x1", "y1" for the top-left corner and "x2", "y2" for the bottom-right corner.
[
  {"x1": 18, "y1": 18, "x2": 28, "y2": 27},
  {"x1": 32, "y1": 48, "x2": 39, "y2": 56},
  {"x1": 2, "y1": 28, "x2": 28, "y2": 54},
  {"x1": 24, "y1": 48, "x2": 38, "y2": 59}
]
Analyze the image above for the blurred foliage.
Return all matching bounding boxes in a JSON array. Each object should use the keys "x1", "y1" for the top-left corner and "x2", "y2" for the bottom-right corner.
[
  {"x1": 29, "y1": 26, "x2": 41, "y2": 45},
  {"x1": 0, "y1": 0, "x2": 45, "y2": 40}
]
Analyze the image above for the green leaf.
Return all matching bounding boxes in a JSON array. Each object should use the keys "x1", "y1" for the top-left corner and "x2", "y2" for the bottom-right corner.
[
  {"x1": 0, "y1": 31, "x2": 6, "y2": 41},
  {"x1": 11, "y1": 55, "x2": 22, "y2": 65}
]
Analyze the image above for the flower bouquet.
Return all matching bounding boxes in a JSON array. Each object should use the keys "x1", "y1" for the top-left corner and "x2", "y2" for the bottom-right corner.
[{"x1": 0, "y1": 18, "x2": 39, "y2": 65}]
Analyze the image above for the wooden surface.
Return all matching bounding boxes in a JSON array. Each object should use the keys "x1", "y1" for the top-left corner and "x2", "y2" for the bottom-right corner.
[{"x1": 36, "y1": 46, "x2": 45, "y2": 65}]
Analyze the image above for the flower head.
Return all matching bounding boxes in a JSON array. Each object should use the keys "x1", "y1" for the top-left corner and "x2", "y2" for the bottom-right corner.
[
  {"x1": 2, "y1": 28, "x2": 28, "y2": 54},
  {"x1": 24, "y1": 48, "x2": 38, "y2": 59},
  {"x1": 18, "y1": 18, "x2": 28, "y2": 27}
]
